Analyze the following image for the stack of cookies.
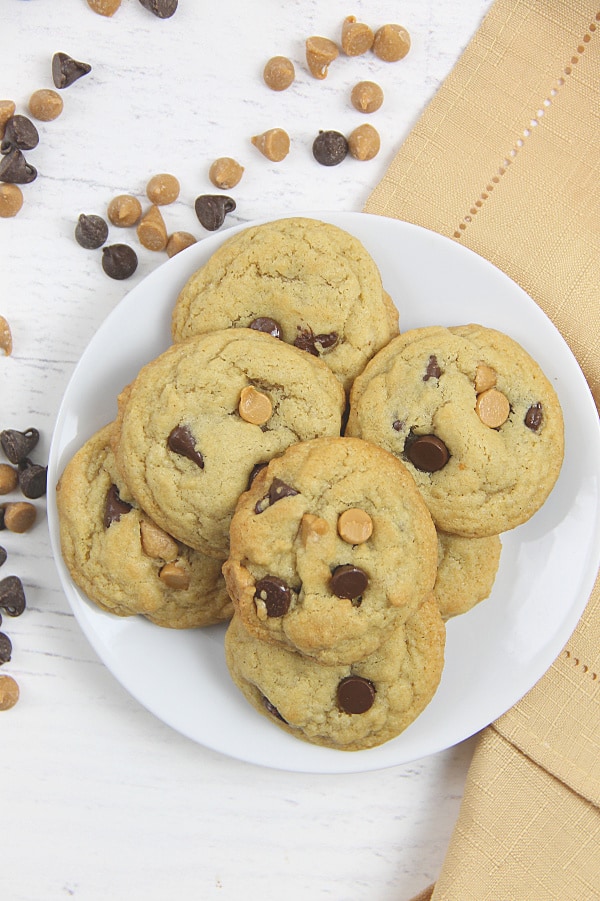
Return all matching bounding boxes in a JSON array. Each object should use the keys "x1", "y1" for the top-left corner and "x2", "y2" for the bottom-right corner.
[{"x1": 56, "y1": 216, "x2": 565, "y2": 752}]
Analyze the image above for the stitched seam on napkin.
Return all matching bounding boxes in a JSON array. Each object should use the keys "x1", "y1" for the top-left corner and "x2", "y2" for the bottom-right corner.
[
  {"x1": 563, "y1": 646, "x2": 599, "y2": 681},
  {"x1": 452, "y1": 10, "x2": 600, "y2": 241}
]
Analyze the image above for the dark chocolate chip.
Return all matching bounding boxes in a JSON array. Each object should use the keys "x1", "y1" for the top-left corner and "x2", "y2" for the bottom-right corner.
[
  {"x1": 0, "y1": 508, "x2": 5, "y2": 530},
  {"x1": 337, "y1": 675, "x2": 375, "y2": 714},
  {"x1": 330, "y1": 564, "x2": 369, "y2": 600},
  {"x1": 0, "y1": 547, "x2": 6, "y2": 568},
  {"x1": 52, "y1": 52, "x2": 92, "y2": 89},
  {"x1": 1, "y1": 428, "x2": 39, "y2": 465},
  {"x1": 262, "y1": 695, "x2": 288, "y2": 723},
  {"x1": 18, "y1": 459, "x2": 47, "y2": 499},
  {"x1": 0, "y1": 631, "x2": 11, "y2": 665},
  {"x1": 101, "y1": 244, "x2": 138, "y2": 280},
  {"x1": 268, "y1": 478, "x2": 299, "y2": 505},
  {"x1": 1, "y1": 115, "x2": 39, "y2": 153},
  {"x1": 194, "y1": 194, "x2": 236, "y2": 231},
  {"x1": 312, "y1": 130, "x2": 348, "y2": 166},
  {"x1": 405, "y1": 433, "x2": 449, "y2": 472},
  {"x1": 524, "y1": 402, "x2": 543, "y2": 432},
  {"x1": 294, "y1": 326, "x2": 338, "y2": 356},
  {"x1": 254, "y1": 576, "x2": 291, "y2": 617},
  {"x1": 75, "y1": 213, "x2": 108, "y2": 249},
  {"x1": 247, "y1": 461, "x2": 268, "y2": 490},
  {"x1": 167, "y1": 425, "x2": 204, "y2": 468},
  {"x1": 249, "y1": 317, "x2": 282, "y2": 339},
  {"x1": 424, "y1": 354, "x2": 442, "y2": 380},
  {"x1": 0, "y1": 575, "x2": 26, "y2": 617},
  {"x1": 137, "y1": 0, "x2": 178, "y2": 17},
  {"x1": 103, "y1": 484, "x2": 132, "y2": 528},
  {"x1": 0, "y1": 147, "x2": 37, "y2": 184},
  {"x1": 392, "y1": 419, "x2": 404, "y2": 432}
]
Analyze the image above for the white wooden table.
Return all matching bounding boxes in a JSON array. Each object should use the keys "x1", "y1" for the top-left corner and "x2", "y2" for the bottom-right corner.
[{"x1": 2, "y1": 2, "x2": 493, "y2": 898}]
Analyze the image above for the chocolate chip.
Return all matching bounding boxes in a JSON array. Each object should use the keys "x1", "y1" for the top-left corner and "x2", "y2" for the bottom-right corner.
[
  {"x1": 330, "y1": 564, "x2": 369, "y2": 600},
  {"x1": 0, "y1": 147, "x2": 37, "y2": 184},
  {"x1": 167, "y1": 425, "x2": 204, "y2": 468},
  {"x1": 268, "y1": 478, "x2": 299, "y2": 505},
  {"x1": 294, "y1": 326, "x2": 338, "y2": 356},
  {"x1": 0, "y1": 508, "x2": 4, "y2": 530},
  {"x1": 137, "y1": 0, "x2": 178, "y2": 17},
  {"x1": 1, "y1": 115, "x2": 39, "y2": 153},
  {"x1": 0, "y1": 428, "x2": 39, "y2": 465},
  {"x1": 524, "y1": 402, "x2": 543, "y2": 431},
  {"x1": 101, "y1": 244, "x2": 138, "y2": 280},
  {"x1": 103, "y1": 484, "x2": 132, "y2": 528},
  {"x1": 0, "y1": 632, "x2": 12, "y2": 665},
  {"x1": 52, "y1": 52, "x2": 92, "y2": 89},
  {"x1": 392, "y1": 419, "x2": 404, "y2": 432},
  {"x1": 75, "y1": 213, "x2": 108, "y2": 249},
  {"x1": 249, "y1": 317, "x2": 282, "y2": 339},
  {"x1": 405, "y1": 433, "x2": 449, "y2": 472},
  {"x1": 424, "y1": 354, "x2": 441, "y2": 380},
  {"x1": 312, "y1": 130, "x2": 348, "y2": 166},
  {"x1": 337, "y1": 675, "x2": 375, "y2": 714},
  {"x1": 0, "y1": 547, "x2": 6, "y2": 567},
  {"x1": 254, "y1": 576, "x2": 291, "y2": 617},
  {"x1": 18, "y1": 459, "x2": 47, "y2": 498},
  {"x1": 194, "y1": 194, "x2": 236, "y2": 231},
  {"x1": 247, "y1": 461, "x2": 268, "y2": 490},
  {"x1": 262, "y1": 695, "x2": 288, "y2": 723},
  {"x1": 0, "y1": 575, "x2": 26, "y2": 617}
]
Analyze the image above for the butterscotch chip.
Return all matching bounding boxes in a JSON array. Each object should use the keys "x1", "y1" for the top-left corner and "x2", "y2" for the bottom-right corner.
[
  {"x1": 300, "y1": 512, "x2": 330, "y2": 547},
  {"x1": 87, "y1": 0, "x2": 121, "y2": 15},
  {"x1": 238, "y1": 385, "x2": 273, "y2": 425},
  {"x1": 372, "y1": 24, "x2": 411, "y2": 62},
  {"x1": 0, "y1": 464, "x2": 18, "y2": 494},
  {"x1": 251, "y1": 128, "x2": 290, "y2": 162},
  {"x1": 3, "y1": 501, "x2": 36, "y2": 533},
  {"x1": 159, "y1": 562, "x2": 191, "y2": 590},
  {"x1": 0, "y1": 674, "x2": 19, "y2": 711},
  {"x1": 107, "y1": 194, "x2": 143, "y2": 227},
  {"x1": 0, "y1": 101, "x2": 16, "y2": 140},
  {"x1": 341, "y1": 16, "x2": 374, "y2": 56},
  {"x1": 137, "y1": 204, "x2": 168, "y2": 251},
  {"x1": 166, "y1": 231, "x2": 196, "y2": 258},
  {"x1": 305, "y1": 36, "x2": 339, "y2": 79},
  {"x1": 475, "y1": 387, "x2": 510, "y2": 428},
  {"x1": 474, "y1": 363, "x2": 497, "y2": 393},
  {"x1": 28, "y1": 89, "x2": 63, "y2": 121},
  {"x1": 263, "y1": 56, "x2": 295, "y2": 91},
  {"x1": 0, "y1": 315, "x2": 13, "y2": 354},
  {"x1": 337, "y1": 508, "x2": 373, "y2": 544},
  {"x1": 351, "y1": 81, "x2": 384, "y2": 113},
  {"x1": 140, "y1": 520, "x2": 179, "y2": 561},
  {"x1": 209, "y1": 157, "x2": 244, "y2": 190},
  {"x1": 348, "y1": 123, "x2": 380, "y2": 160},
  {"x1": 146, "y1": 173, "x2": 180, "y2": 205}
]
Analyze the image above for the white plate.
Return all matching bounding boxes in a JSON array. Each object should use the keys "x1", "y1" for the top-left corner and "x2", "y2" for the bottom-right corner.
[{"x1": 47, "y1": 212, "x2": 600, "y2": 774}]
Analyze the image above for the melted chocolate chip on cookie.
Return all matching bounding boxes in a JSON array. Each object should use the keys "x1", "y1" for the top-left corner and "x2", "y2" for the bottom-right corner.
[
  {"x1": 294, "y1": 326, "x2": 338, "y2": 356},
  {"x1": 254, "y1": 575, "x2": 291, "y2": 617},
  {"x1": 405, "y1": 433, "x2": 449, "y2": 473},
  {"x1": 255, "y1": 477, "x2": 299, "y2": 514},
  {"x1": 167, "y1": 425, "x2": 204, "y2": 468},
  {"x1": 262, "y1": 695, "x2": 288, "y2": 723},
  {"x1": 249, "y1": 317, "x2": 282, "y2": 339},
  {"x1": 524, "y1": 402, "x2": 543, "y2": 432},
  {"x1": 104, "y1": 484, "x2": 133, "y2": 528},
  {"x1": 337, "y1": 675, "x2": 375, "y2": 714},
  {"x1": 330, "y1": 564, "x2": 368, "y2": 600},
  {"x1": 423, "y1": 355, "x2": 442, "y2": 380}
]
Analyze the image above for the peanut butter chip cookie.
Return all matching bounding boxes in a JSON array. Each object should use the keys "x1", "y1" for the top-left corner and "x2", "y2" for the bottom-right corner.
[
  {"x1": 111, "y1": 329, "x2": 345, "y2": 557},
  {"x1": 224, "y1": 594, "x2": 445, "y2": 751},
  {"x1": 223, "y1": 437, "x2": 438, "y2": 665},
  {"x1": 171, "y1": 217, "x2": 399, "y2": 391},
  {"x1": 56, "y1": 425, "x2": 233, "y2": 627},
  {"x1": 347, "y1": 325, "x2": 564, "y2": 537}
]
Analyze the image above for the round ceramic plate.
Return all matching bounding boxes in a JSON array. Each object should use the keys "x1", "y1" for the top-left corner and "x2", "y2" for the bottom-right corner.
[{"x1": 47, "y1": 211, "x2": 600, "y2": 774}]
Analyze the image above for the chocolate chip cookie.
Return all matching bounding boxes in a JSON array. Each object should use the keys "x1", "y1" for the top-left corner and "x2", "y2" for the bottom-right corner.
[
  {"x1": 223, "y1": 436, "x2": 438, "y2": 665},
  {"x1": 170, "y1": 217, "x2": 400, "y2": 391},
  {"x1": 346, "y1": 324, "x2": 564, "y2": 537},
  {"x1": 224, "y1": 594, "x2": 445, "y2": 751},
  {"x1": 112, "y1": 328, "x2": 345, "y2": 557},
  {"x1": 56, "y1": 424, "x2": 233, "y2": 628},
  {"x1": 434, "y1": 531, "x2": 502, "y2": 620}
]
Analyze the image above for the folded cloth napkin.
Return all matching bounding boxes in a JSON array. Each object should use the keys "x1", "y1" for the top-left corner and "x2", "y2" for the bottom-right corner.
[{"x1": 364, "y1": 1, "x2": 600, "y2": 898}]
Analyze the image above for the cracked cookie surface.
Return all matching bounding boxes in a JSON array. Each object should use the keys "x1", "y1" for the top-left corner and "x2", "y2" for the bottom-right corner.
[
  {"x1": 170, "y1": 217, "x2": 399, "y2": 391},
  {"x1": 56, "y1": 424, "x2": 233, "y2": 627},
  {"x1": 112, "y1": 328, "x2": 345, "y2": 557}
]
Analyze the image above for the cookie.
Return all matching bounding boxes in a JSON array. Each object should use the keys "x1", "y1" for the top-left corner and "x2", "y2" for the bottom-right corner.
[
  {"x1": 434, "y1": 531, "x2": 501, "y2": 620},
  {"x1": 112, "y1": 328, "x2": 345, "y2": 557},
  {"x1": 223, "y1": 436, "x2": 438, "y2": 665},
  {"x1": 56, "y1": 424, "x2": 233, "y2": 628},
  {"x1": 170, "y1": 217, "x2": 400, "y2": 391},
  {"x1": 224, "y1": 595, "x2": 445, "y2": 751},
  {"x1": 347, "y1": 324, "x2": 564, "y2": 537}
]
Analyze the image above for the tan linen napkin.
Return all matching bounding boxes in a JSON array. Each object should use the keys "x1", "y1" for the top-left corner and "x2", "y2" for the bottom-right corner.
[{"x1": 363, "y1": 1, "x2": 600, "y2": 897}]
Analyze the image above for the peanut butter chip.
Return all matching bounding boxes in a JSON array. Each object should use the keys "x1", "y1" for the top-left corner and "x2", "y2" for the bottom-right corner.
[
  {"x1": 341, "y1": 16, "x2": 374, "y2": 56},
  {"x1": 350, "y1": 81, "x2": 384, "y2": 113},
  {"x1": 28, "y1": 89, "x2": 63, "y2": 122},
  {"x1": 107, "y1": 194, "x2": 143, "y2": 227},
  {"x1": 251, "y1": 128, "x2": 290, "y2": 162},
  {"x1": 0, "y1": 674, "x2": 19, "y2": 711},
  {"x1": 305, "y1": 36, "x2": 339, "y2": 79},
  {"x1": 0, "y1": 181, "x2": 23, "y2": 220},
  {"x1": 166, "y1": 231, "x2": 196, "y2": 257},
  {"x1": 0, "y1": 316, "x2": 13, "y2": 354},
  {"x1": 3, "y1": 502, "x2": 36, "y2": 533},
  {"x1": 337, "y1": 508, "x2": 373, "y2": 544},
  {"x1": 146, "y1": 173, "x2": 180, "y2": 205},
  {"x1": 263, "y1": 56, "x2": 295, "y2": 91},
  {"x1": 0, "y1": 101, "x2": 16, "y2": 140},
  {"x1": 238, "y1": 386, "x2": 273, "y2": 425},
  {"x1": 372, "y1": 24, "x2": 411, "y2": 62},
  {"x1": 475, "y1": 388, "x2": 510, "y2": 428},
  {"x1": 137, "y1": 204, "x2": 168, "y2": 251},
  {"x1": 209, "y1": 157, "x2": 244, "y2": 189},
  {"x1": 159, "y1": 562, "x2": 190, "y2": 590},
  {"x1": 474, "y1": 364, "x2": 497, "y2": 394},
  {"x1": 348, "y1": 124, "x2": 380, "y2": 161},
  {"x1": 300, "y1": 512, "x2": 329, "y2": 547},
  {"x1": 140, "y1": 520, "x2": 179, "y2": 562},
  {"x1": 87, "y1": 0, "x2": 121, "y2": 15},
  {"x1": 0, "y1": 464, "x2": 18, "y2": 494}
]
